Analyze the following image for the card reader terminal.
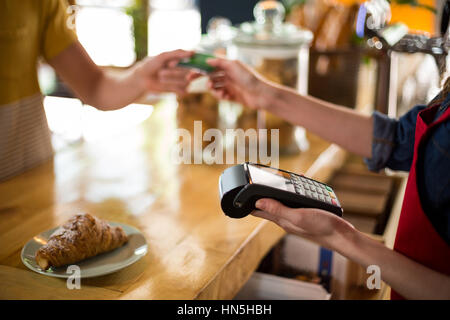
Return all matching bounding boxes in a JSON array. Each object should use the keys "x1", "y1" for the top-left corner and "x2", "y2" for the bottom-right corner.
[{"x1": 219, "y1": 163, "x2": 343, "y2": 218}]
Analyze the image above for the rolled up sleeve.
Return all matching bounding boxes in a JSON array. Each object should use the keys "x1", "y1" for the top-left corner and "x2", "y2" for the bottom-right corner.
[
  {"x1": 364, "y1": 111, "x2": 397, "y2": 171},
  {"x1": 364, "y1": 105, "x2": 427, "y2": 172}
]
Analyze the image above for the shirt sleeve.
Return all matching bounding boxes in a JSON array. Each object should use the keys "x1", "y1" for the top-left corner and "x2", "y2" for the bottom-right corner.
[
  {"x1": 364, "y1": 105, "x2": 427, "y2": 172},
  {"x1": 41, "y1": 0, "x2": 78, "y2": 62}
]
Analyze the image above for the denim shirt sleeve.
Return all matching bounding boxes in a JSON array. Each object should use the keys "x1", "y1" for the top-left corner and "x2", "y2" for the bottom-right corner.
[
  {"x1": 364, "y1": 105, "x2": 427, "y2": 172},
  {"x1": 364, "y1": 95, "x2": 450, "y2": 244}
]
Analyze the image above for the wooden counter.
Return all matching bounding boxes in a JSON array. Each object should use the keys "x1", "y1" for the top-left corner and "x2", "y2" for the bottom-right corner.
[{"x1": 0, "y1": 97, "x2": 345, "y2": 299}]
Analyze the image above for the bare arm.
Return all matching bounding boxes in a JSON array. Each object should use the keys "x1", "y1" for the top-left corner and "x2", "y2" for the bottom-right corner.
[
  {"x1": 260, "y1": 83, "x2": 373, "y2": 158},
  {"x1": 253, "y1": 199, "x2": 450, "y2": 300},
  {"x1": 204, "y1": 58, "x2": 450, "y2": 299},
  {"x1": 49, "y1": 41, "x2": 192, "y2": 110},
  {"x1": 343, "y1": 227, "x2": 450, "y2": 299},
  {"x1": 206, "y1": 58, "x2": 373, "y2": 158}
]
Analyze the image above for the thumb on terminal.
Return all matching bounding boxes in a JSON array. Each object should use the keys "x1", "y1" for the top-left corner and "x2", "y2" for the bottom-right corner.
[{"x1": 255, "y1": 199, "x2": 267, "y2": 210}]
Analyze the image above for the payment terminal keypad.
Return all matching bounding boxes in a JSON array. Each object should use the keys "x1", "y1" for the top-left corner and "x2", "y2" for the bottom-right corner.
[{"x1": 290, "y1": 174, "x2": 340, "y2": 207}]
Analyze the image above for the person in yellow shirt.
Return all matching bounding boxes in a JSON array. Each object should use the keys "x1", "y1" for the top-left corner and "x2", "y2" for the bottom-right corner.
[{"x1": 0, "y1": 0, "x2": 193, "y2": 181}]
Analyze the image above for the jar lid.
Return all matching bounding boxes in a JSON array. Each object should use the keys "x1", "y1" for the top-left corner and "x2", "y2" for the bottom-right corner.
[
  {"x1": 233, "y1": 0, "x2": 313, "y2": 48},
  {"x1": 199, "y1": 17, "x2": 237, "y2": 53}
]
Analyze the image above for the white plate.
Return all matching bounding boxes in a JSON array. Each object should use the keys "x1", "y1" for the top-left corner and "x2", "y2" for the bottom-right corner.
[{"x1": 21, "y1": 222, "x2": 147, "y2": 278}]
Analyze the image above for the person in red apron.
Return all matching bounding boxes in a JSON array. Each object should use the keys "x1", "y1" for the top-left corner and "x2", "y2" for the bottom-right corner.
[
  {"x1": 390, "y1": 99, "x2": 450, "y2": 299},
  {"x1": 203, "y1": 56, "x2": 450, "y2": 299}
]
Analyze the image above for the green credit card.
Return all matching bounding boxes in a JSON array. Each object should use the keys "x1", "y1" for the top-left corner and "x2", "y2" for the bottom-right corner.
[{"x1": 178, "y1": 53, "x2": 216, "y2": 73}]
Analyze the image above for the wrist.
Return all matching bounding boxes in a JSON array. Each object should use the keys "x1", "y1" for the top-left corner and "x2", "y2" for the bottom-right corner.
[
  {"x1": 255, "y1": 79, "x2": 304, "y2": 117},
  {"x1": 131, "y1": 60, "x2": 149, "y2": 93},
  {"x1": 255, "y1": 80, "x2": 278, "y2": 111},
  {"x1": 327, "y1": 220, "x2": 360, "y2": 254},
  {"x1": 332, "y1": 226, "x2": 374, "y2": 268}
]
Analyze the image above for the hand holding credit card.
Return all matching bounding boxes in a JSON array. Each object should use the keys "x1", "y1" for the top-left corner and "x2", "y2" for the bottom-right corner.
[{"x1": 177, "y1": 53, "x2": 216, "y2": 73}]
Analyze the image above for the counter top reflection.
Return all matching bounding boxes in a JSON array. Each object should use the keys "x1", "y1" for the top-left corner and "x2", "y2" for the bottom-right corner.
[{"x1": 0, "y1": 96, "x2": 341, "y2": 299}]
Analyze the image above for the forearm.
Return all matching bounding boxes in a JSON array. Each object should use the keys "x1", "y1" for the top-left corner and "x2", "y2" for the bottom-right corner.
[
  {"x1": 50, "y1": 41, "x2": 147, "y2": 110},
  {"x1": 89, "y1": 64, "x2": 146, "y2": 110},
  {"x1": 336, "y1": 229, "x2": 450, "y2": 299},
  {"x1": 253, "y1": 197, "x2": 450, "y2": 299},
  {"x1": 259, "y1": 81, "x2": 373, "y2": 158}
]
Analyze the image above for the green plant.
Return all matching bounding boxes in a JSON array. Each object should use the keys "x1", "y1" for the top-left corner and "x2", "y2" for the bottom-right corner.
[{"x1": 126, "y1": 0, "x2": 149, "y2": 61}]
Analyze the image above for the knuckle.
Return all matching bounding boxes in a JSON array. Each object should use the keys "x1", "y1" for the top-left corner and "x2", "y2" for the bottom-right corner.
[
  {"x1": 272, "y1": 202, "x2": 283, "y2": 216},
  {"x1": 159, "y1": 52, "x2": 170, "y2": 60},
  {"x1": 265, "y1": 201, "x2": 277, "y2": 215}
]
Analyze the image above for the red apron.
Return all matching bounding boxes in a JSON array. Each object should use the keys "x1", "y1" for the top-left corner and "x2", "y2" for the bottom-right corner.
[{"x1": 391, "y1": 103, "x2": 450, "y2": 300}]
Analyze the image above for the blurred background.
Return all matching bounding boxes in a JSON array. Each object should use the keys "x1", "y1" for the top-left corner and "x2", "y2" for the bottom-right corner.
[{"x1": 40, "y1": 0, "x2": 448, "y2": 152}]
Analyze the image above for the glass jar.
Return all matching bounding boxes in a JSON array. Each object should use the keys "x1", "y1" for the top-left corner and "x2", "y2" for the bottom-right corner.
[
  {"x1": 175, "y1": 17, "x2": 233, "y2": 162},
  {"x1": 176, "y1": 92, "x2": 219, "y2": 149},
  {"x1": 226, "y1": 0, "x2": 313, "y2": 155}
]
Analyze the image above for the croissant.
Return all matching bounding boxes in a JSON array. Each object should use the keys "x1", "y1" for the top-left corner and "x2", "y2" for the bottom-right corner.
[{"x1": 35, "y1": 213, "x2": 128, "y2": 270}]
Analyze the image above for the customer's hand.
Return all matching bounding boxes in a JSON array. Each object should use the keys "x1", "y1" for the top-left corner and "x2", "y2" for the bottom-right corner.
[
  {"x1": 135, "y1": 49, "x2": 194, "y2": 95},
  {"x1": 253, "y1": 198, "x2": 356, "y2": 250},
  {"x1": 203, "y1": 58, "x2": 272, "y2": 110}
]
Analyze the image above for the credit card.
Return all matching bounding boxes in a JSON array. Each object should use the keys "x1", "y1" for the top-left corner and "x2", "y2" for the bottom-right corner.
[{"x1": 178, "y1": 53, "x2": 216, "y2": 73}]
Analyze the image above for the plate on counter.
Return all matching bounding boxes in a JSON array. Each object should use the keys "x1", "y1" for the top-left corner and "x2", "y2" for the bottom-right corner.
[{"x1": 21, "y1": 222, "x2": 147, "y2": 278}]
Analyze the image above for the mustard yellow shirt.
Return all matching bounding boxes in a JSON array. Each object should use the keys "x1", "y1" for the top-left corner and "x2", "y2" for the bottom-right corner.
[{"x1": 0, "y1": 0, "x2": 77, "y2": 105}]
